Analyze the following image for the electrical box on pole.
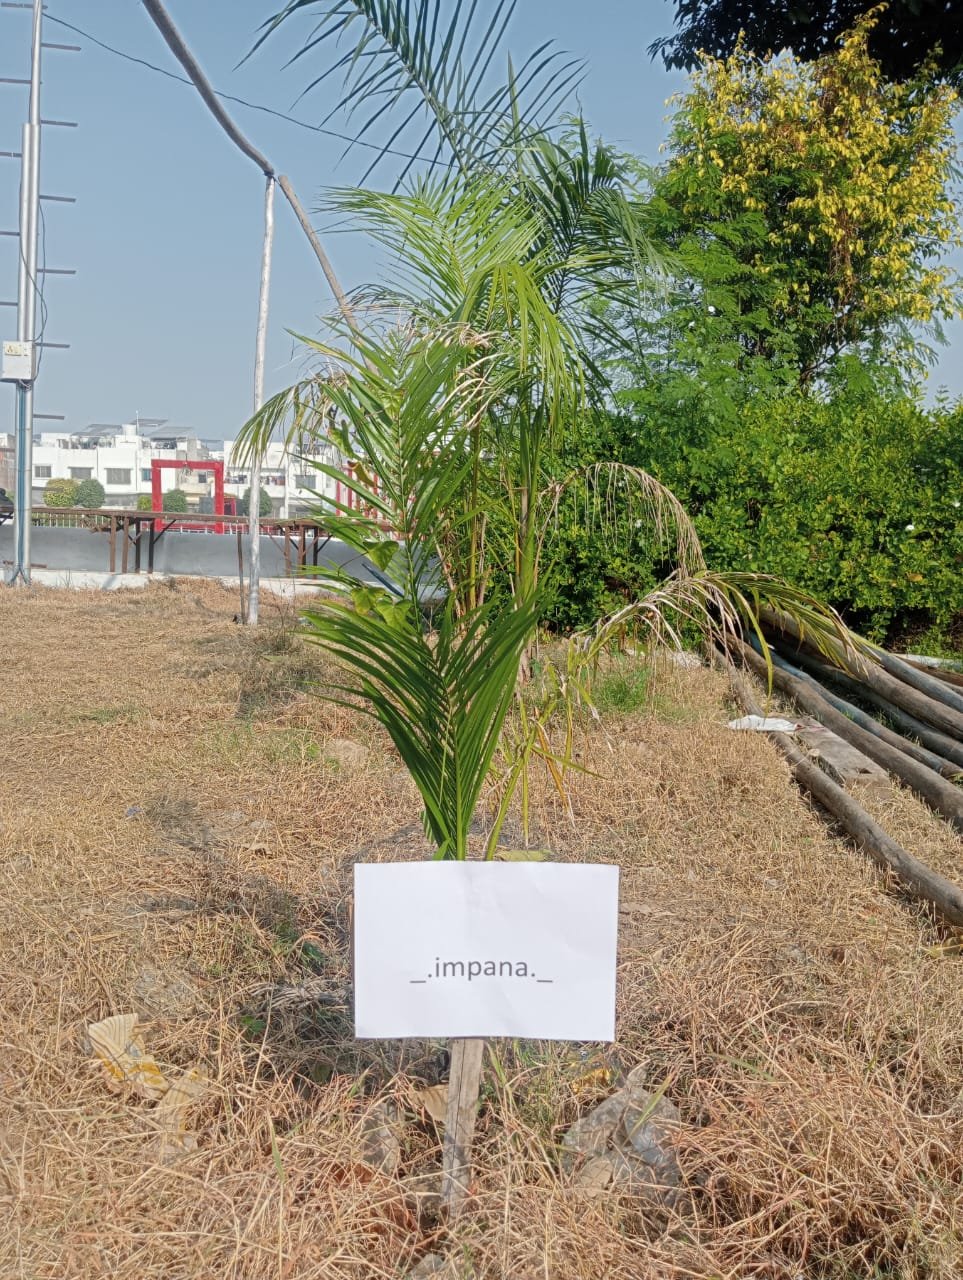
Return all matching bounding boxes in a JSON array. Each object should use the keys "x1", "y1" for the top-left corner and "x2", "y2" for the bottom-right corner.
[{"x1": 1, "y1": 339, "x2": 34, "y2": 381}]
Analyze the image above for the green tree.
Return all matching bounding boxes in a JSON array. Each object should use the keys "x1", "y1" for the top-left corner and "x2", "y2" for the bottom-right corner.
[
  {"x1": 74, "y1": 478, "x2": 106, "y2": 510},
  {"x1": 136, "y1": 494, "x2": 153, "y2": 512},
  {"x1": 653, "y1": 0, "x2": 963, "y2": 86},
  {"x1": 619, "y1": 366, "x2": 963, "y2": 641},
  {"x1": 649, "y1": 14, "x2": 960, "y2": 382},
  {"x1": 162, "y1": 488, "x2": 188, "y2": 513},
  {"x1": 238, "y1": 486, "x2": 272, "y2": 518},
  {"x1": 43, "y1": 478, "x2": 79, "y2": 508}
]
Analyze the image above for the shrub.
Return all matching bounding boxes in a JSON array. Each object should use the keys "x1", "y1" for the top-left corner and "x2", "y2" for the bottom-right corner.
[
  {"x1": 634, "y1": 385, "x2": 963, "y2": 641},
  {"x1": 136, "y1": 494, "x2": 153, "y2": 512},
  {"x1": 74, "y1": 478, "x2": 106, "y2": 509},
  {"x1": 42, "y1": 477, "x2": 79, "y2": 508},
  {"x1": 238, "y1": 486, "x2": 272, "y2": 518},
  {"x1": 162, "y1": 488, "x2": 188, "y2": 513}
]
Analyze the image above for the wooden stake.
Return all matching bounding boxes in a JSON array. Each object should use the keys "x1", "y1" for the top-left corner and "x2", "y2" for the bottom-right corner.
[
  {"x1": 440, "y1": 1037, "x2": 485, "y2": 1214},
  {"x1": 736, "y1": 640, "x2": 963, "y2": 833},
  {"x1": 721, "y1": 654, "x2": 963, "y2": 927}
]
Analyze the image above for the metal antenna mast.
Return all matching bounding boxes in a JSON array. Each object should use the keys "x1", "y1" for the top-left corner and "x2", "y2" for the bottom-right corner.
[
  {"x1": 8, "y1": 0, "x2": 42, "y2": 585},
  {"x1": 2, "y1": 0, "x2": 76, "y2": 584}
]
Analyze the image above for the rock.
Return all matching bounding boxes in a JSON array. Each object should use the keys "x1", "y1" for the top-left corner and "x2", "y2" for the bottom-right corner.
[
  {"x1": 239, "y1": 819, "x2": 274, "y2": 852},
  {"x1": 207, "y1": 811, "x2": 274, "y2": 852},
  {"x1": 401, "y1": 1172, "x2": 443, "y2": 1218},
  {"x1": 560, "y1": 1093, "x2": 627, "y2": 1168},
  {"x1": 572, "y1": 1154, "x2": 615, "y2": 1196},
  {"x1": 216, "y1": 810, "x2": 247, "y2": 826},
  {"x1": 622, "y1": 1087, "x2": 683, "y2": 1186},
  {"x1": 324, "y1": 737, "x2": 369, "y2": 770},
  {"x1": 360, "y1": 1100, "x2": 401, "y2": 1175},
  {"x1": 561, "y1": 1066, "x2": 688, "y2": 1209},
  {"x1": 406, "y1": 1255, "x2": 450, "y2": 1279},
  {"x1": 665, "y1": 650, "x2": 703, "y2": 669}
]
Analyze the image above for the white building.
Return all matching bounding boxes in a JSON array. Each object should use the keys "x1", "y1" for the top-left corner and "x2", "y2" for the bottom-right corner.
[
  {"x1": 222, "y1": 436, "x2": 341, "y2": 517},
  {"x1": 32, "y1": 419, "x2": 212, "y2": 508},
  {"x1": 30, "y1": 419, "x2": 341, "y2": 516}
]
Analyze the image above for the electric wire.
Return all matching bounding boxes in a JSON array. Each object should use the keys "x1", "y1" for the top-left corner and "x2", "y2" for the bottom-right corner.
[{"x1": 45, "y1": 12, "x2": 449, "y2": 168}]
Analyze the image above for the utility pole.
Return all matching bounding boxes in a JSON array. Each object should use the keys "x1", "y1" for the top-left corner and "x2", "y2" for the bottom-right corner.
[
  {"x1": 2, "y1": 0, "x2": 75, "y2": 584},
  {"x1": 9, "y1": 0, "x2": 42, "y2": 586},
  {"x1": 248, "y1": 175, "x2": 275, "y2": 626},
  {"x1": 141, "y1": 0, "x2": 276, "y2": 625},
  {"x1": 139, "y1": 0, "x2": 357, "y2": 623}
]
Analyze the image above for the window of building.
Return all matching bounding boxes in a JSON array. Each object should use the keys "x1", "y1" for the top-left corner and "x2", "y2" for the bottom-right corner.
[
  {"x1": 34, "y1": 464, "x2": 52, "y2": 478},
  {"x1": 141, "y1": 468, "x2": 152, "y2": 482},
  {"x1": 296, "y1": 473, "x2": 318, "y2": 490},
  {"x1": 69, "y1": 467, "x2": 93, "y2": 480},
  {"x1": 106, "y1": 468, "x2": 132, "y2": 486}
]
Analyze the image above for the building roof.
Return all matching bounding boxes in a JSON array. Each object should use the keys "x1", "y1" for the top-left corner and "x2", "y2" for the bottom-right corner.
[
  {"x1": 72, "y1": 422, "x2": 123, "y2": 439},
  {"x1": 65, "y1": 420, "x2": 203, "y2": 445}
]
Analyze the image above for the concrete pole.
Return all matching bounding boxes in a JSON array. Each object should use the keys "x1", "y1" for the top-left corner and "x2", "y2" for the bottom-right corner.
[
  {"x1": 10, "y1": 0, "x2": 43, "y2": 586},
  {"x1": 247, "y1": 174, "x2": 275, "y2": 625}
]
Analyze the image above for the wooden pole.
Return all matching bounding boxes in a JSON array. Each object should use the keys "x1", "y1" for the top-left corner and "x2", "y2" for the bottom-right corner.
[
  {"x1": 246, "y1": 174, "x2": 275, "y2": 627},
  {"x1": 440, "y1": 1037, "x2": 485, "y2": 1214},
  {"x1": 276, "y1": 175, "x2": 359, "y2": 337},
  {"x1": 722, "y1": 658, "x2": 963, "y2": 927},
  {"x1": 761, "y1": 607, "x2": 963, "y2": 736},
  {"x1": 783, "y1": 647, "x2": 963, "y2": 771},
  {"x1": 901, "y1": 657, "x2": 963, "y2": 691},
  {"x1": 786, "y1": 664, "x2": 963, "y2": 781},
  {"x1": 871, "y1": 645, "x2": 963, "y2": 716},
  {"x1": 236, "y1": 520, "x2": 246, "y2": 621},
  {"x1": 735, "y1": 639, "x2": 963, "y2": 833}
]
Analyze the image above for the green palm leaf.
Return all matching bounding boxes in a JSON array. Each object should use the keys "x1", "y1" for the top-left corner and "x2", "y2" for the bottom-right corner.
[
  {"x1": 302, "y1": 574, "x2": 539, "y2": 858},
  {"x1": 249, "y1": 1, "x2": 582, "y2": 181}
]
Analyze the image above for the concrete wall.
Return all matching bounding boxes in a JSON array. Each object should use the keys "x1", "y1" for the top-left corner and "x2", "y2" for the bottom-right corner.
[{"x1": 0, "y1": 522, "x2": 391, "y2": 588}]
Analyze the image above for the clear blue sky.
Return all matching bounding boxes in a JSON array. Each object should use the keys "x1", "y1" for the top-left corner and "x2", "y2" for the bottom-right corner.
[{"x1": 1, "y1": 0, "x2": 960, "y2": 441}]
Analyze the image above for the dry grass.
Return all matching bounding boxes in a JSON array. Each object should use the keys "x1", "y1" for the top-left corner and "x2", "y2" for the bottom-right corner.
[{"x1": 0, "y1": 583, "x2": 961, "y2": 1279}]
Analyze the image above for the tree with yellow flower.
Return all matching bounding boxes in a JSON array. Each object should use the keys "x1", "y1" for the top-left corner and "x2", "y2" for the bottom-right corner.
[{"x1": 651, "y1": 11, "x2": 961, "y2": 383}]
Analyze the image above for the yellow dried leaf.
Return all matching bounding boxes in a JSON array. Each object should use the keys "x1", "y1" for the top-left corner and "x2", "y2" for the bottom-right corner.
[
  {"x1": 923, "y1": 939, "x2": 963, "y2": 958},
  {"x1": 87, "y1": 1013, "x2": 168, "y2": 1100},
  {"x1": 569, "y1": 1066, "x2": 614, "y2": 1100},
  {"x1": 411, "y1": 1083, "x2": 448, "y2": 1124},
  {"x1": 154, "y1": 1067, "x2": 209, "y2": 1163},
  {"x1": 492, "y1": 849, "x2": 549, "y2": 862}
]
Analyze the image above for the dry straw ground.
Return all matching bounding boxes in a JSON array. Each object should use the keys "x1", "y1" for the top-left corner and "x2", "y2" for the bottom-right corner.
[{"x1": 0, "y1": 581, "x2": 961, "y2": 1280}]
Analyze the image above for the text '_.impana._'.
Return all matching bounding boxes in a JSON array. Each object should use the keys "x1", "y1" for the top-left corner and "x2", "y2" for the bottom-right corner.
[{"x1": 408, "y1": 958, "x2": 554, "y2": 983}]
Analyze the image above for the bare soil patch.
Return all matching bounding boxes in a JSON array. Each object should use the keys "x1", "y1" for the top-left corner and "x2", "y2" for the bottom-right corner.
[{"x1": 0, "y1": 582, "x2": 960, "y2": 1279}]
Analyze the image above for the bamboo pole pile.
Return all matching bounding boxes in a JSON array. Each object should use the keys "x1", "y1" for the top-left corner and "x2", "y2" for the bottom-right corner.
[{"x1": 717, "y1": 614, "x2": 963, "y2": 928}]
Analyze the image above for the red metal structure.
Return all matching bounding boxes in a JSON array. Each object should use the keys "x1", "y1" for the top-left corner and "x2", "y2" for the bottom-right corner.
[{"x1": 151, "y1": 459, "x2": 225, "y2": 533}]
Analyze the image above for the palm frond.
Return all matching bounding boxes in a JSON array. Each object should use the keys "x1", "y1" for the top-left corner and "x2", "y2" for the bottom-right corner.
[
  {"x1": 575, "y1": 569, "x2": 874, "y2": 693},
  {"x1": 249, "y1": 0, "x2": 583, "y2": 181},
  {"x1": 236, "y1": 323, "x2": 499, "y2": 599},
  {"x1": 543, "y1": 461, "x2": 706, "y2": 585},
  {"x1": 302, "y1": 578, "x2": 540, "y2": 858}
]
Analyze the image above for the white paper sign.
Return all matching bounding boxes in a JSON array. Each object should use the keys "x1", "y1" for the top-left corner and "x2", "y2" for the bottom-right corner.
[{"x1": 353, "y1": 861, "x2": 619, "y2": 1040}]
